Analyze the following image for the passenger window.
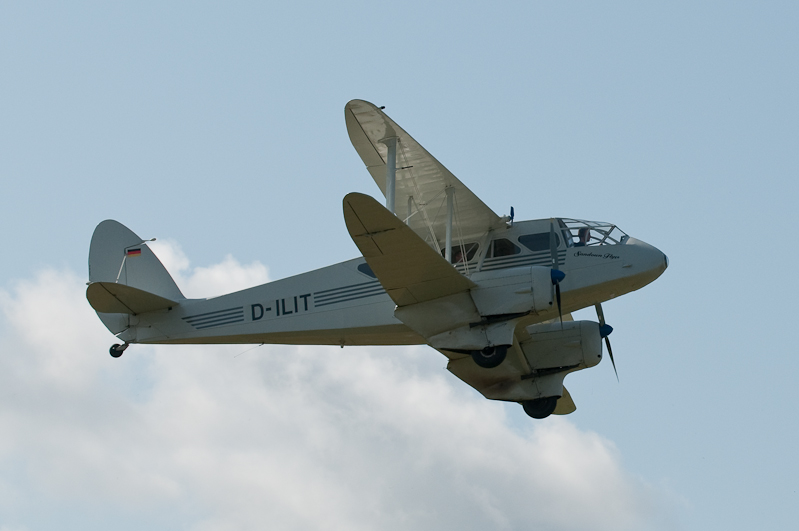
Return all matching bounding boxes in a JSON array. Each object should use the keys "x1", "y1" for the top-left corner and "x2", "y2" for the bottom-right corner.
[
  {"x1": 488, "y1": 238, "x2": 521, "y2": 258},
  {"x1": 519, "y1": 232, "x2": 558, "y2": 252},
  {"x1": 357, "y1": 263, "x2": 377, "y2": 278},
  {"x1": 442, "y1": 242, "x2": 479, "y2": 264}
]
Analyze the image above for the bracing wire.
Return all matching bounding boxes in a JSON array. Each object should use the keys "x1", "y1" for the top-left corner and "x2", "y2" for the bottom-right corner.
[{"x1": 234, "y1": 343, "x2": 264, "y2": 358}]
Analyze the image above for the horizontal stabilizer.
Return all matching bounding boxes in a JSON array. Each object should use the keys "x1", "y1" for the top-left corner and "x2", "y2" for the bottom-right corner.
[
  {"x1": 552, "y1": 386, "x2": 577, "y2": 415},
  {"x1": 343, "y1": 192, "x2": 476, "y2": 306},
  {"x1": 86, "y1": 282, "x2": 179, "y2": 315}
]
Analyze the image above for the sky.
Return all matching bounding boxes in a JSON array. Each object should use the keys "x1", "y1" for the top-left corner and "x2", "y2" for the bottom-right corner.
[{"x1": 1, "y1": 1, "x2": 798, "y2": 529}]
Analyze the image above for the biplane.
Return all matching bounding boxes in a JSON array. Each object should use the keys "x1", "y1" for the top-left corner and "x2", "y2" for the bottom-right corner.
[{"x1": 86, "y1": 100, "x2": 668, "y2": 419}]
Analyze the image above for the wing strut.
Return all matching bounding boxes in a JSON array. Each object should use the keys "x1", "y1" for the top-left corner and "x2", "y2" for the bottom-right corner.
[
  {"x1": 445, "y1": 187, "x2": 454, "y2": 263},
  {"x1": 381, "y1": 136, "x2": 398, "y2": 213}
]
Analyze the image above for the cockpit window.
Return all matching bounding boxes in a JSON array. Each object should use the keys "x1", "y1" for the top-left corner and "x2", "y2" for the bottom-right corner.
[
  {"x1": 560, "y1": 218, "x2": 628, "y2": 247},
  {"x1": 519, "y1": 232, "x2": 559, "y2": 252},
  {"x1": 442, "y1": 242, "x2": 479, "y2": 264},
  {"x1": 488, "y1": 238, "x2": 521, "y2": 258}
]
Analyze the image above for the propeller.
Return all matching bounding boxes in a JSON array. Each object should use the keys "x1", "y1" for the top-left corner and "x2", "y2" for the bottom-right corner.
[
  {"x1": 595, "y1": 303, "x2": 618, "y2": 381},
  {"x1": 502, "y1": 206, "x2": 516, "y2": 226},
  {"x1": 549, "y1": 219, "x2": 565, "y2": 325}
]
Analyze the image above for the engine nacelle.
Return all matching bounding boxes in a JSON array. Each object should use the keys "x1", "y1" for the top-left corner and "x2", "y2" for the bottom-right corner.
[
  {"x1": 520, "y1": 321, "x2": 603, "y2": 372},
  {"x1": 470, "y1": 266, "x2": 554, "y2": 317}
]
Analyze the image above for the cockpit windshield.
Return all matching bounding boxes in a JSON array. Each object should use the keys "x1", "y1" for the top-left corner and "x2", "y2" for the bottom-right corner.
[{"x1": 559, "y1": 218, "x2": 628, "y2": 247}]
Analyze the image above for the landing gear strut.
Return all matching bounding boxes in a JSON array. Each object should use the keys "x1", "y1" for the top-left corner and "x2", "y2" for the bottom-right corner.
[
  {"x1": 521, "y1": 396, "x2": 559, "y2": 419},
  {"x1": 471, "y1": 345, "x2": 508, "y2": 369},
  {"x1": 109, "y1": 343, "x2": 129, "y2": 358}
]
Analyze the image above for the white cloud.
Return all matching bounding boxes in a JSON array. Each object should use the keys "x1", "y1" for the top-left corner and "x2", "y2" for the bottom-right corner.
[
  {"x1": 0, "y1": 252, "x2": 674, "y2": 531},
  {"x1": 149, "y1": 238, "x2": 270, "y2": 298}
]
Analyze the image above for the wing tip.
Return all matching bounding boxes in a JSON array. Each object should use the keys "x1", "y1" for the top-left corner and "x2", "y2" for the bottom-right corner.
[{"x1": 345, "y1": 99, "x2": 376, "y2": 112}]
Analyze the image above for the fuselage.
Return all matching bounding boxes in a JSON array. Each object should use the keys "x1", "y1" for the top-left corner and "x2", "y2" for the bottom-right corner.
[{"x1": 126, "y1": 217, "x2": 667, "y2": 347}]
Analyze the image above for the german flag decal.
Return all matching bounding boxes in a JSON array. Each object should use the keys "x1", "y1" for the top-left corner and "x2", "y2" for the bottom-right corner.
[{"x1": 126, "y1": 248, "x2": 142, "y2": 257}]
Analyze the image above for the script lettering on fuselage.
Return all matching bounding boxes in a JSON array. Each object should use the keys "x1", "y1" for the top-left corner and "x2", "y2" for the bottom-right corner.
[
  {"x1": 573, "y1": 251, "x2": 620, "y2": 260},
  {"x1": 251, "y1": 293, "x2": 311, "y2": 320}
]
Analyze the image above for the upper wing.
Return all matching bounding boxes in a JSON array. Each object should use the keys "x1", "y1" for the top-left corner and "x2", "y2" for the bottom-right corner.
[
  {"x1": 345, "y1": 100, "x2": 505, "y2": 247},
  {"x1": 343, "y1": 192, "x2": 476, "y2": 307}
]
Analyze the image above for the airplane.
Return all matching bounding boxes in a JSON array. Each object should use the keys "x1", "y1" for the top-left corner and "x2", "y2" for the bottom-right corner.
[{"x1": 86, "y1": 99, "x2": 668, "y2": 419}]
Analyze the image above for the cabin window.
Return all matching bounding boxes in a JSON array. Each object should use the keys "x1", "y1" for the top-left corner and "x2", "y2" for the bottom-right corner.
[
  {"x1": 488, "y1": 238, "x2": 521, "y2": 258},
  {"x1": 357, "y1": 263, "x2": 377, "y2": 278},
  {"x1": 519, "y1": 232, "x2": 559, "y2": 252},
  {"x1": 442, "y1": 242, "x2": 479, "y2": 264}
]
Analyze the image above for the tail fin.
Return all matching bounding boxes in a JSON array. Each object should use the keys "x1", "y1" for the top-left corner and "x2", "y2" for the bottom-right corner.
[{"x1": 87, "y1": 220, "x2": 185, "y2": 321}]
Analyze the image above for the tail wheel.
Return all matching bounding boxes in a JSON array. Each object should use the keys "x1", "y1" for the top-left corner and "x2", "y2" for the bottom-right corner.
[
  {"x1": 471, "y1": 345, "x2": 508, "y2": 369},
  {"x1": 522, "y1": 396, "x2": 559, "y2": 419},
  {"x1": 109, "y1": 343, "x2": 128, "y2": 358}
]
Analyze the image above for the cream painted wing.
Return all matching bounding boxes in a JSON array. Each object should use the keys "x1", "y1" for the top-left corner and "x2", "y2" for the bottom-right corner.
[
  {"x1": 343, "y1": 192, "x2": 476, "y2": 307},
  {"x1": 345, "y1": 100, "x2": 505, "y2": 248}
]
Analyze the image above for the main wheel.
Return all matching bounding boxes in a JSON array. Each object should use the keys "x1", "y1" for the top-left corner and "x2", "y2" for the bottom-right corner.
[
  {"x1": 109, "y1": 344, "x2": 125, "y2": 358},
  {"x1": 522, "y1": 396, "x2": 559, "y2": 419},
  {"x1": 471, "y1": 345, "x2": 508, "y2": 369}
]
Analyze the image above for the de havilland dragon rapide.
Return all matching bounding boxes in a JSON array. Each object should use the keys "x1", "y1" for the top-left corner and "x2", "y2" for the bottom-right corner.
[{"x1": 86, "y1": 100, "x2": 668, "y2": 419}]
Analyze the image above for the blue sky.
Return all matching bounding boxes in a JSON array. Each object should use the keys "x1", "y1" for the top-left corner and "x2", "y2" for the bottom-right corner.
[{"x1": 1, "y1": 2, "x2": 797, "y2": 529}]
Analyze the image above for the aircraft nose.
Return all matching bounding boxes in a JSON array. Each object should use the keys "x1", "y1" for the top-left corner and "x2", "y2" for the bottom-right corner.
[{"x1": 624, "y1": 237, "x2": 668, "y2": 278}]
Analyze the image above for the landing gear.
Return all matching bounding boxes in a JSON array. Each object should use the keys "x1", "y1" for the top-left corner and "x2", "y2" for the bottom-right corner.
[
  {"x1": 109, "y1": 343, "x2": 129, "y2": 358},
  {"x1": 521, "y1": 396, "x2": 559, "y2": 419},
  {"x1": 471, "y1": 345, "x2": 508, "y2": 369}
]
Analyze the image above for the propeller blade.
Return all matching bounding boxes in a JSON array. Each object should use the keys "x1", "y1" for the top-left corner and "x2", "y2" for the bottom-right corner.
[
  {"x1": 550, "y1": 219, "x2": 564, "y2": 326},
  {"x1": 555, "y1": 282, "x2": 562, "y2": 323},
  {"x1": 605, "y1": 336, "x2": 618, "y2": 381},
  {"x1": 595, "y1": 303, "x2": 618, "y2": 381},
  {"x1": 595, "y1": 303, "x2": 605, "y2": 326},
  {"x1": 549, "y1": 219, "x2": 560, "y2": 270}
]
